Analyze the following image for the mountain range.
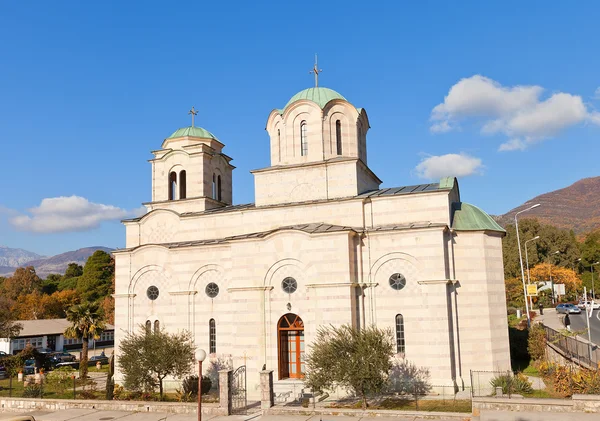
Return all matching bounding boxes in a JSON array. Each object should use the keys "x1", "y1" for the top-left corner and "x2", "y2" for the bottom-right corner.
[
  {"x1": 494, "y1": 176, "x2": 600, "y2": 234},
  {"x1": 0, "y1": 246, "x2": 112, "y2": 278}
]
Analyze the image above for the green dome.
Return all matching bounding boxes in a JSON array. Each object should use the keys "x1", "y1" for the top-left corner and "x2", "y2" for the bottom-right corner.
[
  {"x1": 284, "y1": 87, "x2": 347, "y2": 111},
  {"x1": 167, "y1": 126, "x2": 218, "y2": 140},
  {"x1": 451, "y1": 202, "x2": 505, "y2": 233}
]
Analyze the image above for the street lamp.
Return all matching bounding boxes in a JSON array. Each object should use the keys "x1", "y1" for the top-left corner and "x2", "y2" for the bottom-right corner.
[
  {"x1": 525, "y1": 235, "x2": 540, "y2": 311},
  {"x1": 592, "y1": 262, "x2": 600, "y2": 299},
  {"x1": 549, "y1": 250, "x2": 560, "y2": 304},
  {"x1": 196, "y1": 349, "x2": 207, "y2": 421},
  {"x1": 515, "y1": 203, "x2": 540, "y2": 327}
]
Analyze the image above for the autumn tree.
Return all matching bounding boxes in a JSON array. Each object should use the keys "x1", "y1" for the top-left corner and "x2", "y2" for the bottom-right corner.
[
  {"x1": 0, "y1": 296, "x2": 21, "y2": 338},
  {"x1": 1, "y1": 266, "x2": 41, "y2": 301},
  {"x1": 13, "y1": 290, "x2": 80, "y2": 320},
  {"x1": 529, "y1": 263, "x2": 582, "y2": 301}
]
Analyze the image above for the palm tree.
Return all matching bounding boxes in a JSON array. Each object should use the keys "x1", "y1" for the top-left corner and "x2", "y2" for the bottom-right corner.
[{"x1": 64, "y1": 302, "x2": 106, "y2": 378}]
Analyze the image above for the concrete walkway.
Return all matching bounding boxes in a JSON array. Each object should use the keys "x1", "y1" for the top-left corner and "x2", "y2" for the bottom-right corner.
[
  {"x1": 0, "y1": 411, "x2": 465, "y2": 421},
  {"x1": 479, "y1": 409, "x2": 600, "y2": 421}
]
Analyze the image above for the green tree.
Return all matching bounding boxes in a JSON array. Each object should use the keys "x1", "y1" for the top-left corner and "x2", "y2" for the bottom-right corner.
[
  {"x1": 64, "y1": 302, "x2": 106, "y2": 378},
  {"x1": 58, "y1": 263, "x2": 84, "y2": 291},
  {"x1": 77, "y1": 251, "x2": 114, "y2": 302},
  {"x1": 118, "y1": 326, "x2": 195, "y2": 398},
  {"x1": 304, "y1": 325, "x2": 395, "y2": 409},
  {"x1": 41, "y1": 274, "x2": 62, "y2": 295}
]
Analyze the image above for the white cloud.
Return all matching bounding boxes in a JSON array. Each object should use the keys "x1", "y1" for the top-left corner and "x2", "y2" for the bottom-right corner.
[
  {"x1": 415, "y1": 153, "x2": 483, "y2": 179},
  {"x1": 9, "y1": 196, "x2": 146, "y2": 234},
  {"x1": 430, "y1": 75, "x2": 599, "y2": 150},
  {"x1": 594, "y1": 87, "x2": 600, "y2": 99}
]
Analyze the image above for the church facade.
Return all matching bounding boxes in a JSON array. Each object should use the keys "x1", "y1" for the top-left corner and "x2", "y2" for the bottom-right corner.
[{"x1": 113, "y1": 86, "x2": 511, "y2": 398}]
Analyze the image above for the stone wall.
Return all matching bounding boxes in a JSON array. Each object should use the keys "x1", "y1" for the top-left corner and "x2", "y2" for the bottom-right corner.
[{"x1": 472, "y1": 395, "x2": 600, "y2": 415}]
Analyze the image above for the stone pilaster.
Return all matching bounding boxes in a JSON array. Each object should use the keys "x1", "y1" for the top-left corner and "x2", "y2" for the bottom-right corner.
[
  {"x1": 260, "y1": 370, "x2": 274, "y2": 409},
  {"x1": 218, "y1": 369, "x2": 232, "y2": 415}
]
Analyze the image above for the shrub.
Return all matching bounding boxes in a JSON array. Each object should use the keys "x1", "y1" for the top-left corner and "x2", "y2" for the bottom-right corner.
[
  {"x1": 527, "y1": 323, "x2": 547, "y2": 361},
  {"x1": 181, "y1": 375, "x2": 212, "y2": 396},
  {"x1": 46, "y1": 366, "x2": 76, "y2": 395},
  {"x1": 490, "y1": 373, "x2": 533, "y2": 395},
  {"x1": 23, "y1": 384, "x2": 42, "y2": 398}
]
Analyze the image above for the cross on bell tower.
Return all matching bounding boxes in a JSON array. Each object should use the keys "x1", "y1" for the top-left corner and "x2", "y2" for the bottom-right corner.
[
  {"x1": 309, "y1": 54, "x2": 322, "y2": 87},
  {"x1": 188, "y1": 106, "x2": 198, "y2": 127}
]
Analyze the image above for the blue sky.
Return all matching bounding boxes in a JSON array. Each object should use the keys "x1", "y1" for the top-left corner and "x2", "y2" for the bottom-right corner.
[{"x1": 0, "y1": 1, "x2": 598, "y2": 256}]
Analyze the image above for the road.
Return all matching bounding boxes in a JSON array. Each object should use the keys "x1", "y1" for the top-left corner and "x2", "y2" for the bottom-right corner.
[{"x1": 562, "y1": 309, "x2": 600, "y2": 344}]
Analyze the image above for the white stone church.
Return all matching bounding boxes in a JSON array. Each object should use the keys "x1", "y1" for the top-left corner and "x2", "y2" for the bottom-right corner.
[{"x1": 113, "y1": 84, "x2": 511, "y2": 399}]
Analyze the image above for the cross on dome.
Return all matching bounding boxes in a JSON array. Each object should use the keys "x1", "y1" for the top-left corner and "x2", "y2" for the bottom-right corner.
[
  {"x1": 188, "y1": 106, "x2": 198, "y2": 127},
  {"x1": 309, "y1": 54, "x2": 322, "y2": 87}
]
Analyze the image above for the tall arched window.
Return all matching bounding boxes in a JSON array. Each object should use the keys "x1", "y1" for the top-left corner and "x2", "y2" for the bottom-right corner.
[
  {"x1": 217, "y1": 175, "x2": 222, "y2": 201},
  {"x1": 395, "y1": 314, "x2": 405, "y2": 354},
  {"x1": 168, "y1": 172, "x2": 177, "y2": 201},
  {"x1": 179, "y1": 170, "x2": 187, "y2": 199},
  {"x1": 300, "y1": 121, "x2": 307, "y2": 156},
  {"x1": 212, "y1": 174, "x2": 216, "y2": 199},
  {"x1": 335, "y1": 120, "x2": 342, "y2": 155},
  {"x1": 154, "y1": 320, "x2": 160, "y2": 333},
  {"x1": 209, "y1": 319, "x2": 216, "y2": 354},
  {"x1": 145, "y1": 320, "x2": 151, "y2": 333}
]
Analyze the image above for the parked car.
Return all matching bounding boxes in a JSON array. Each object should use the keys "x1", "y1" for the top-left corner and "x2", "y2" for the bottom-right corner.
[
  {"x1": 23, "y1": 359, "x2": 36, "y2": 375},
  {"x1": 88, "y1": 355, "x2": 109, "y2": 366},
  {"x1": 37, "y1": 348, "x2": 54, "y2": 354},
  {"x1": 52, "y1": 352, "x2": 76, "y2": 363},
  {"x1": 577, "y1": 301, "x2": 600, "y2": 310},
  {"x1": 55, "y1": 361, "x2": 79, "y2": 370},
  {"x1": 556, "y1": 303, "x2": 582, "y2": 314}
]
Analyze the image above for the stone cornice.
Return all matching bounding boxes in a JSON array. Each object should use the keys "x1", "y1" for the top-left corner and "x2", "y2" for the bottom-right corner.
[
  {"x1": 306, "y1": 282, "x2": 355, "y2": 289},
  {"x1": 113, "y1": 293, "x2": 136, "y2": 298},
  {"x1": 168, "y1": 290, "x2": 198, "y2": 296},
  {"x1": 417, "y1": 279, "x2": 458, "y2": 285},
  {"x1": 227, "y1": 286, "x2": 274, "y2": 292}
]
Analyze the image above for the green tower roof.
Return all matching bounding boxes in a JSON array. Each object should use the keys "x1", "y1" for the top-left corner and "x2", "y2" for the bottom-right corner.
[
  {"x1": 451, "y1": 202, "x2": 505, "y2": 233},
  {"x1": 167, "y1": 126, "x2": 218, "y2": 140},
  {"x1": 284, "y1": 87, "x2": 347, "y2": 111}
]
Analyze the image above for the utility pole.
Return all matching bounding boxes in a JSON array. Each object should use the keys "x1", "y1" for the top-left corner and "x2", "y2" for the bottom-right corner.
[{"x1": 584, "y1": 287, "x2": 593, "y2": 362}]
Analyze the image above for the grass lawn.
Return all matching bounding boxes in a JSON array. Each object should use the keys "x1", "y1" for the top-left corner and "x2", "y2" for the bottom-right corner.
[{"x1": 0, "y1": 377, "x2": 105, "y2": 400}]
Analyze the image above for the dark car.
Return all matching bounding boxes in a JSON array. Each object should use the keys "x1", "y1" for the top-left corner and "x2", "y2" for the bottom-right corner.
[
  {"x1": 88, "y1": 355, "x2": 109, "y2": 366},
  {"x1": 53, "y1": 352, "x2": 76, "y2": 363},
  {"x1": 23, "y1": 359, "x2": 36, "y2": 375}
]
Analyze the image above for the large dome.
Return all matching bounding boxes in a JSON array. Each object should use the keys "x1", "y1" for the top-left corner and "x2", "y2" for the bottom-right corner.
[
  {"x1": 167, "y1": 126, "x2": 218, "y2": 140},
  {"x1": 284, "y1": 87, "x2": 347, "y2": 111}
]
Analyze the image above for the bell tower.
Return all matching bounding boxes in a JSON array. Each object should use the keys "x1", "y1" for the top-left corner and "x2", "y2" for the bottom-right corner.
[{"x1": 146, "y1": 111, "x2": 234, "y2": 213}]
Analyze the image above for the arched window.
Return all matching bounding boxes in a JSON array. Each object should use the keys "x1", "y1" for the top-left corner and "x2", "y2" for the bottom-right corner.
[
  {"x1": 212, "y1": 174, "x2": 216, "y2": 200},
  {"x1": 209, "y1": 319, "x2": 216, "y2": 354},
  {"x1": 395, "y1": 314, "x2": 405, "y2": 354},
  {"x1": 217, "y1": 175, "x2": 222, "y2": 201},
  {"x1": 168, "y1": 172, "x2": 177, "y2": 200},
  {"x1": 145, "y1": 320, "x2": 151, "y2": 333},
  {"x1": 154, "y1": 320, "x2": 160, "y2": 333},
  {"x1": 335, "y1": 120, "x2": 342, "y2": 155},
  {"x1": 179, "y1": 170, "x2": 187, "y2": 200},
  {"x1": 300, "y1": 121, "x2": 307, "y2": 156}
]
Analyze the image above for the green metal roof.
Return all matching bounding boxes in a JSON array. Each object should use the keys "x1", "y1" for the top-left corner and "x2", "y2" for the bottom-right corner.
[
  {"x1": 167, "y1": 126, "x2": 218, "y2": 140},
  {"x1": 439, "y1": 177, "x2": 456, "y2": 189},
  {"x1": 452, "y1": 202, "x2": 505, "y2": 233},
  {"x1": 284, "y1": 87, "x2": 347, "y2": 111}
]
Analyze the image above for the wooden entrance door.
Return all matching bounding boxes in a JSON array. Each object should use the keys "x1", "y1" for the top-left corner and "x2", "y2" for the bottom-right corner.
[{"x1": 277, "y1": 313, "x2": 304, "y2": 379}]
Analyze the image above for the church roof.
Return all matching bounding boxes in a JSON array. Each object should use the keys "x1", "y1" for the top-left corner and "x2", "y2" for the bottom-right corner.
[
  {"x1": 284, "y1": 87, "x2": 347, "y2": 111},
  {"x1": 167, "y1": 126, "x2": 218, "y2": 140},
  {"x1": 451, "y1": 202, "x2": 505, "y2": 233}
]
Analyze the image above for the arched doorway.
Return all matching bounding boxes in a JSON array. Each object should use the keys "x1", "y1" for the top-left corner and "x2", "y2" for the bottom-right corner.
[{"x1": 277, "y1": 313, "x2": 304, "y2": 379}]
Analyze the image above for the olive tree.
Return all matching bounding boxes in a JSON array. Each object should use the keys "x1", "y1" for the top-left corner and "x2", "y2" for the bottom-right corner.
[
  {"x1": 304, "y1": 324, "x2": 395, "y2": 409},
  {"x1": 118, "y1": 325, "x2": 195, "y2": 398}
]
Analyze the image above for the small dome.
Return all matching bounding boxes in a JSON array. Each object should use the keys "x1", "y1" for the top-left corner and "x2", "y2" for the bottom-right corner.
[
  {"x1": 284, "y1": 87, "x2": 347, "y2": 111},
  {"x1": 167, "y1": 126, "x2": 218, "y2": 140},
  {"x1": 451, "y1": 202, "x2": 505, "y2": 233}
]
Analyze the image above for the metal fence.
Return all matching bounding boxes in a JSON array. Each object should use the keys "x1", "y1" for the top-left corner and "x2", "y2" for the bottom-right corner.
[
  {"x1": 544, "y1": 325, "x2": 600, "y2": 369},
  {"x1": 0, "y1": 371, "x2": 107, "y2": 399},
  {"x1": 470, "y1": 370, "x2": 545, "y2": 398}
]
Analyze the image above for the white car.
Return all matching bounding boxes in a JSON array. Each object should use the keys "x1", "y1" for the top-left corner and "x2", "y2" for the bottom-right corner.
[{"x1": 578, "y1": 301, "x2": 600, "y2": 310}]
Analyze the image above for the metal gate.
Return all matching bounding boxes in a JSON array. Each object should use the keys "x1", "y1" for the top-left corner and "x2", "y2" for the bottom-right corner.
[{"x1": 231, "y1": 365, "x2": 247, "y2": 415}]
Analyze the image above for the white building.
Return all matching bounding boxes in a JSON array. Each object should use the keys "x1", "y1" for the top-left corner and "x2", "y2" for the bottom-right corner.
[
  {"x1": 113, "y1": 86, "x2": 511, "y2": 399},
  {"x1": 0, "y1": 319, "x2": 114, "y2": 356}
]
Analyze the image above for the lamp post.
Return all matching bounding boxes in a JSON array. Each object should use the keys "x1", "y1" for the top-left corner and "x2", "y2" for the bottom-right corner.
[
  {"x1": 196, "y1": 349, "x2": 207, "y2": 421},
  {"x1": 592, "y1": 262, "x2": 600, "y2": 299},
  {"x1": 525, "y1": 235, "x2": 540, "y2": 311},
  {"x1": 549, "y1": 250, "x2": 560, "y2": 304},
  {"x1": 515, "y1": 203, "x2": 540, "y2": 328}
]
